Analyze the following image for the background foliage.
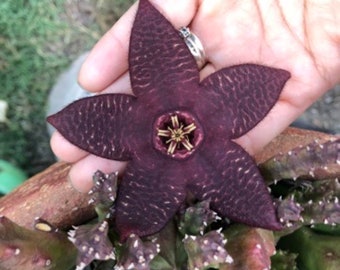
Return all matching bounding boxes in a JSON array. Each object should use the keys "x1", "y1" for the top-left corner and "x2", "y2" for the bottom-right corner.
[{"x1": 0, "y1": 0, "x2": 134, "y2": 175}]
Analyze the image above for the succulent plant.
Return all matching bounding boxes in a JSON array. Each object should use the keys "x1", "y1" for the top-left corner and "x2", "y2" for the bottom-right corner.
[
  {"x1": 0, "y1": 216, "x2": 76, "y2": 270},
  {"x1": 222, "y1": 224, "x2": 275, "y2": 270},
  {"x1": 178, "y1": 200, "x2": 219, "y2": 236},
  {"x1": 47, "y1": 0, "x2": 290, "y2": 241},
  {"x1": 259, "y1": 138, "x2": 340, "y2": 183},
  {"x1": 88, "y1": 170, "x2": 118, "y2": 220},
  {"x1": 259, "y1": 137, "x2": 340, "y2": 268},
  {"x1": 0, "y1": 129, "x2": 338, "y2": 269},
  {"x1": 68, "y1": 220, "x2": 115, "y2": 270},
  {"x1": 258, "y1": 139, "x2": 340, "y2": 237},
  {"x1": 183, "y1": 231, "x2": 232, "y2": 270},
  {"x1": 67, "y1": 170, "x2": 119, "y2": 270},
  {"x1": 115, "y1": 234, "x2": 160, "y2": 270},
  {"x1": 273, "y1": 179, "x2": 340, "y2": 240},
  {"x1": 1, "y1": 0, "x2": 339, "y2": 268}
]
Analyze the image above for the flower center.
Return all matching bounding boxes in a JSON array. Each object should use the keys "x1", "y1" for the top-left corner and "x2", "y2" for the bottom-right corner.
[
  {"x1": 153, "y1": 111, "x2": 203, "y2": 159},
  {"x1": 158, "y1": 115, "x2": 196, "y2": 154}
]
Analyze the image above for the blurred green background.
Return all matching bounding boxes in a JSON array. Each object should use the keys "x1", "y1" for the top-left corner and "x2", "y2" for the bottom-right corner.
[{"x1": 0, "y1": 0, "x2": 134, "y2": 176}]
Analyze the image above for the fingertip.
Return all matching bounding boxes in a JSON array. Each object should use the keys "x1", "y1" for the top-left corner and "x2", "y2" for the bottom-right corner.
[
  {"x1": 68, "y1": 166, "x2": 94, "y2": 193},
  {"x1": 68, "y1": 155, "x2": 128, "y2": 193},
  {"x1": 78, "y1": 3, "x2": 138, "y2": 92},
  {"x1": 50, "y1": 131, "x2": 88, "y2": 162}
]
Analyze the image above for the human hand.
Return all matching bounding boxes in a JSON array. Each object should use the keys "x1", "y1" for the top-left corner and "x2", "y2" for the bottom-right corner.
[{"x1": 50, "y1": 0, "x2": 340, "y2": 192}]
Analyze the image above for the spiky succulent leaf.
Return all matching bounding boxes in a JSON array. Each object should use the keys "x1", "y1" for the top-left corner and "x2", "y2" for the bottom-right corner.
[
  {"x1": 275, "y1": 178, "x2": 339, "y2": 235},
  {"x1": 183, "y1": 231, "x2": 232, "y2": 270},
  {"x1": 68, "y1": 220, "x2": 115, "y2": 270},
  {"x1": 115, "y1": 234, "x2": 160, "y2": 270},
  {"x1": 88, "y1": 171, "x2": 118, "y2": 220},
  {"x1": 178, "y1": 200, "x2": 219, "y2": 236},
  {"x1": 260, "y1": 138, "x2": 340, "y2": 183}
]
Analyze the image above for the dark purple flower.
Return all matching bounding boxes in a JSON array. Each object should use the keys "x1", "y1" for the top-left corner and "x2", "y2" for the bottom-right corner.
[{"x1": 47, "y1": 0, "x2": 290, "y2": 241}]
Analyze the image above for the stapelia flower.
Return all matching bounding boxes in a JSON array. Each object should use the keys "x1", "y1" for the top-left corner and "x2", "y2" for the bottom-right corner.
[{"x1": 48, "y1": 0, "x2": 290, "y2": 241}]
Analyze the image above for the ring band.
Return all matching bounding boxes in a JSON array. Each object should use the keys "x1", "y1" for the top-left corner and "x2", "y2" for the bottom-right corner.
[{"x1": 179, "y1": 27, "x2": 206, "y2": 69}]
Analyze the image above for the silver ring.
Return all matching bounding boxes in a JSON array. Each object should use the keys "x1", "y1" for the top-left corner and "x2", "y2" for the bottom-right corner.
[{"x1": 179, "y1": 27, "x2": 206, "y2": 69}]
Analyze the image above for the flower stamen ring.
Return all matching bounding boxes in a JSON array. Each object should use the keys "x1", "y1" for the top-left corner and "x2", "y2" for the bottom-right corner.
[
  {"x1": 153, "y1": 111, "x2": 204, "y2": 159},
  {"x1": 179, "y1": 27, "x2": 206, "y2": 69}
]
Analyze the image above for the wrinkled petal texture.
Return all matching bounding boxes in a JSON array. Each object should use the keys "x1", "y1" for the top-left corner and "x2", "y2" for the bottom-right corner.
[
  {"x1": 202, "y1": 64, "x2": 291, "y2": 138},
  {"x1": 115, "y1": 157, "x2": 187, "y2": 241},
  {"x1": 47, "y1": 94, "x2": 135, "y2": 160},
  {"x1": 129, "y1": 0, "x2": 199, "y2": 100},
  {"x1": 188, "y1": 139, "x2": 282, "y2": 230}
]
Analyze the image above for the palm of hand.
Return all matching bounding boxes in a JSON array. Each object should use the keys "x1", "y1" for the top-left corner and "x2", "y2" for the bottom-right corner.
[{"x1": 194, "y1": 0, "x2": 339, "y2": 152}]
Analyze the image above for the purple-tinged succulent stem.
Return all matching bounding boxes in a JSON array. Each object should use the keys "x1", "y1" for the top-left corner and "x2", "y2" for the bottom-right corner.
[
  {"x1": 259, "y1": 138, "x2": 340, "y2": 184},
  {"x1": 115, "y1": 234, "x2": 160, "y2": 270},
  {"x1": 66, "y1": 171, "x2": 118, "y2": 269},
  {"x1": 178, "y1": 200, "x2": 219, "y2": 236},
  {"x1": 68, "y1": 220, "x2": 115, "y2": 270},
  {"x1": 88, "y1": 170, "x2": 118, "y2": 220},
  {"x1": 183, "y1": 230, "x2": 232, "y2": 270},
  {"x1": 275, "y1": 178, "x2": 340, "y2": 237},
  {"x1": 254, "y1": 127, "x2": 337, "y2": 164},
  {"x1": 0, "y1": 216, "x2": 76, "y2": 270},
  {"x1": 221, "y1": 224, "x2": 275, "y2": 270}
]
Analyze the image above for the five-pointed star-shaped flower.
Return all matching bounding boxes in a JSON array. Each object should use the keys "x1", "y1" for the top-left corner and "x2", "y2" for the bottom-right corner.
[{"x1": 48, "y1": 0, "x2": 290, "y2": 241}]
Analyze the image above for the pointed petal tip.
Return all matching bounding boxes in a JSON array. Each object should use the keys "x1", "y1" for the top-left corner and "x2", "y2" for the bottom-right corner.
[
  {"x1": 258, "y1": 208, "x2": 284, "y2": 231},
  {"x1": 46, "y1": 114, "x2": 54, "y2": 124},
  {"x1": 46, "y1": 113, "x2": 59, "y2": 128},
  {"x1": 267, "y1": 218, "x2": 284, "y2": 231},
  {"x1": 278, "y1": 68, "x2": 291, "y2": 82}
]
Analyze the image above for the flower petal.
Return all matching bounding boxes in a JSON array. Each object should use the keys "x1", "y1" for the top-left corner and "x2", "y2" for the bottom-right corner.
[
  {"x1": 188, "y1": 141, "x2": 282, "y2": 230},
  {"x1": 47, "y1": 94, "x2": 135, "y2": 160},
  {"x1": 115, "y1": 158, "x2": 187, "y2": 241},
  {"x1": 129, "y1": 0, "x2": 199, "y2": 98},
  {"x1": 201, "y1": 64, "x2": 290, "y2": 138}
]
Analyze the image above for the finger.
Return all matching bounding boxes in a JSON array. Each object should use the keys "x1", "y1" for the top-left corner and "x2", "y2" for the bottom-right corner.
[
  {"x1": 101, "y1": 72, "x2": 132, "y2": 95},
  {"x1": 235, "y1": 100, "x2": 297, "y2": 155},
  {"x1": 78, "y1": 0, "x2": 198, "y2": 93},
  {"x1": 50, "y1": 131, "x2": 88, "y2": 162},
  {"x1": 69, "y1": 155, "x2": 128, "y2": 192}
]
